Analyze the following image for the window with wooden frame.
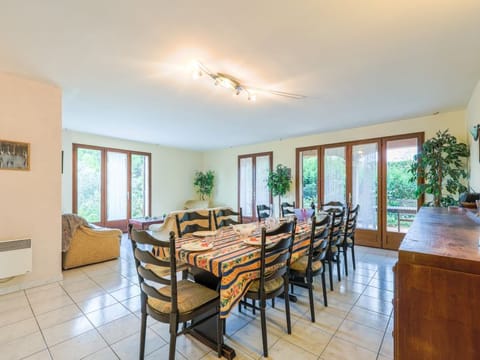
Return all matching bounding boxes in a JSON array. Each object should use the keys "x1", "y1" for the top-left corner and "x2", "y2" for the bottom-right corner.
[
  {"x1": 296, "y1": 132, "x2": 423, "y2": 249},
  {"x1": 73, "y1": 144, "x2": 151, "y2": 231},
  {"x1": 238, "y1": 152, "x2": 273, "y2": 222}
]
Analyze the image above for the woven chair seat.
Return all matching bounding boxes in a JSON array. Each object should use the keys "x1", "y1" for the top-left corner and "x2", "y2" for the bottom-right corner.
[
  {"x1": 248, "y1": 276, "x2": 284, "y2": 294},
  {"x1": 290, "y1": 256, "x2": 323, "y2": 272},
  {"x1": 148, "y1": 280, "x2": 218, "y2": 314}
]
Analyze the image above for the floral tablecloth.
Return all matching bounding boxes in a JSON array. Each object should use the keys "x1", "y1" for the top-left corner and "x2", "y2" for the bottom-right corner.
[{"x1": 174, "y1": 223, "x2": 312, "y2": 318}]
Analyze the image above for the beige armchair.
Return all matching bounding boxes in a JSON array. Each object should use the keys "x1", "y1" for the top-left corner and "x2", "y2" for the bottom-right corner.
[{"x1": 62, "y1": 223, "x2": 122, "y2": 270}]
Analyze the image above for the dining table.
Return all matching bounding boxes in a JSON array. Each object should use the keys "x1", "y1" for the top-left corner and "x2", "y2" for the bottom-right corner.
[{"x1": 150, "y1": 219, "x2": 317, "y2": 359}]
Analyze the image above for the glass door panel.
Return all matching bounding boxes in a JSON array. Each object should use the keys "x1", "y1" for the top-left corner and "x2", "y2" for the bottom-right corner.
[
  {"x1": 255, "y1": 155, "x2": 271, "y2": 214},
  {"x1": 324, "y1": 147, "x2": 346, "y2": 204},
  {"x1": 239, "y1": 157, "x2": 253, "y2": 218},
  {"x1": 385, "y1": 138, "x2": 418, "y2": 233},
  {"x1": 299, "y1": 149, "x2": 318, "y2": 208},
  {"x1": 76, "y1": 148, "x2": 102, "y2": 223},
  {"x1": 131, "y1": 154, "x2": 150, "y2": 218},
  {"x1": 352, "y1": 143, "x2": 378, "y2": 230},
  {"x1": 106, "y1": 151, "x2": 128, "y2": 224}
]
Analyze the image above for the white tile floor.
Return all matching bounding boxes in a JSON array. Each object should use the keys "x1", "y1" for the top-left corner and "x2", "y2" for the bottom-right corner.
[{"x1": 0, "y1": 235, "x2": 397, "y2": 359}]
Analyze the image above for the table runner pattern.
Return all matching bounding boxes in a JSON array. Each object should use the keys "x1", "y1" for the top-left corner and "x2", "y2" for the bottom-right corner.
[{"x1": 174, "y1": 223, "x2": 312, "y2": 318}]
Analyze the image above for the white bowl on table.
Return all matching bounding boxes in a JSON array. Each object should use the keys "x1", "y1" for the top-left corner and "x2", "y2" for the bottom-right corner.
[{"x1": 231, "y1": 223, "x2": 257, "y2": 239}]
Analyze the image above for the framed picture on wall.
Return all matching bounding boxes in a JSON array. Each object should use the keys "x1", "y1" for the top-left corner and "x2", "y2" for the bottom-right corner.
[{"x1": 0, "y1": 139, "x2": 30, "y2": 170}]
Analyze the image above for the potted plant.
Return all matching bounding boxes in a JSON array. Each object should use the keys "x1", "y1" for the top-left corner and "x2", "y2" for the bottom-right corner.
[
  {"x1": 193, "y1": 170, "x2": 215, "y2": 201},
  {"x1": 267, "y1": 164, "x2": 292, "y2": 216},
  {"x1": 409, "y1": 129, "x2": 469, "y2": 207}
]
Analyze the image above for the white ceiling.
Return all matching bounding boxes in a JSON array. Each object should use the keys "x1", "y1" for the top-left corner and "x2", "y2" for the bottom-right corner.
[{"x1": 1, "y1": 1, "x2": 480, "y2": 150}]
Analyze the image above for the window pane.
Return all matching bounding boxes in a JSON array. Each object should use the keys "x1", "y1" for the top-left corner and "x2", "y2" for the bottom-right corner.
[
  {"x1": 239, "y1": 157, "x2": 253, "y2": 216},
  {"x1": 352, "y1": 143, "x2": 378, "y2": 230},
  {"x1": 77, "y1": 148, "x2": 102, "y2": 222},
  {"x1": 131, "y1": 154, "x2": 149, "y2": 218},
  {"x1": 324, "y1": 147, "x2": 346, "y2": 204},
  {"x1": 386, "y1": 138, "x2": 418, "y2": 233},
  {"x1": 299, "y1": 149, "x2": 318, "y2": 208},
  {"x1": 107, "y1": 151, "x2": 127, "y2": 221},
  {"x1": 255, "y1": 155, "x2": 271, "y2": 210}
]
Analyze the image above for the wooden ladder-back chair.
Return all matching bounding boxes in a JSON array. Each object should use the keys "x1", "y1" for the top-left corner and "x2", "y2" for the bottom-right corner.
[
  {"x1": 213, "y1": 208, "x2": 243, "y2": 228},
  {"x1": 327, "y1": 207, "x2": 346, "y2": 290},
  {"x1": 289, "y1": 214, "x2": 331, "y2": 322},
  {"x1": 341, "y1": 204, "x2": 360, "y2": 276},
  {"x1": 256, "y1": 204, "x2": 272, "y2": 222},
  {"x1": 130, "y1": 229, "x2": 222, "y2": 360},
  {"x1": 321, "y1": 201, "x2": 345, "y2": 213},
  {"x1": 175, "y1": 211, "x2": 211, "y2": 237},
  {"x1": 238, "y1": 219, "x2": 296, "y2": 357},
  {"x1": 280, "y1": 201, "x2": 295, "y2": 217}
]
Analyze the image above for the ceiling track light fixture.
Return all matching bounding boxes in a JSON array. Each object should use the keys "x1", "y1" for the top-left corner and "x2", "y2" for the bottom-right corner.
[{"x1": 192, "y1": 61, "x2": 305, "y2": 102}]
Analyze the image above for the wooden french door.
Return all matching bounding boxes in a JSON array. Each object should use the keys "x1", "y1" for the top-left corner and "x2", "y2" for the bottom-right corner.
[
  {"x1": 238, "y1": 152, "x2": 273, "y2": 222},
  {"x1": 296, "y1": 132, "x2": 423, "y2": 249},
  {"x1": 73, "y1": 144, "x2": 151, "y2": 232},
  {"x1": 381, "y1": 134, "x2": 424, "y2": 249}
]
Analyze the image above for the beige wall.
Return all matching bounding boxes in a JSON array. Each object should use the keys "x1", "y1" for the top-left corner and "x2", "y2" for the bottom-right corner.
[
  {"x1": 467, "y1": 80, "x2": 480, "y2": 191},
  {"x1": 0, "y1": 73, "x2": 62, "y2": 294},
  {"x1": 204, "y1": 110, "x2": 467, "y2": 211},
  {"x1": 62, "y1": 130, "x2": 203, "y2": 216}
]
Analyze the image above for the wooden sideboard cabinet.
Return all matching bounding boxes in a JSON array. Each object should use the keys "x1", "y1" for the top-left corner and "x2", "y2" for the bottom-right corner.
[{"x1": 394, "y1": 207, "x2": 480, "y2": 359}]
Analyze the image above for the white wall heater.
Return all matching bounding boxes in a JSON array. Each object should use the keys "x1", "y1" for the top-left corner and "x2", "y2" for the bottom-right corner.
[{"x1": 0, "y1": 238, "x2": 32, "y2": 279}]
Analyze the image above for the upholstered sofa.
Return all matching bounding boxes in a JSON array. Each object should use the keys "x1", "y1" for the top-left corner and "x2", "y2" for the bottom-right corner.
[{"x1": 62, "y1": 220, "x2": 122, "y2": 270}]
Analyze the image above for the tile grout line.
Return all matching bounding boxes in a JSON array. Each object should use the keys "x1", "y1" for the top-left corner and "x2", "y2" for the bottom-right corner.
[
  {"x1": 317, "y1": 262, "x2": 371, "y2": 358},
  {"x1": 59, "y1": 279, "x2": 122, "y2": 359},
  {"x1": 23, "y1": 289, "x2": 55, "y2": 360}
]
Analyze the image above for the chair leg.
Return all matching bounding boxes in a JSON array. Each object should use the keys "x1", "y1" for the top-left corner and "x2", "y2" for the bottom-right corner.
[
  {"x1": 222, "y1": 318, "x2": 226, "y2": 335},
  {"x1": 290, "y1": 283, "x2": 294, "y2": 294},
  {"x1": 139, "y1": 312, "x2": 147, "y2": 360},
  {"x1": 321, "y1": 271, "x2": 328, "y2": 307},
  {"x1": 307, "y1": 274, "x2": 315, "y2": 323},
  {"x1": 351, "y1": 245, "x2": 356, "y2": 270},
  {"x1": 284, "y1": 278, "x2": 292, "y2": 334},
  {"x1": 169, "y1": 320, "x2": 177, "y2": 360},
  {"x1": 328, "y1": 259, "x2": 334, "y2": 291},
  {"x1": 336, "y1": 254, "x2": 341, "y2": 282},
  {"x1": 238, "y1": 300, "x2": 242, "y2": 313},
  {"x1": 252, "y1": 299, "x2": 256, "y2": 315},
  {"x1": 343, "y1": 245, "x2": 348, "y2": 277},
  {"x1": 217, "y1": 312, "x2": 223, "y2": 358},
  {"x1": 260, "y1": 299, "x2": 268, "y2": 357},
  {"x1": 271, "y1": 297, "x2": 275, "y2": 308}
]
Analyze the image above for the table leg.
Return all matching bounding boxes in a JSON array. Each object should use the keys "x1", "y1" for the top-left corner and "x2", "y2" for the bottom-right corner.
[
  {"x1": 190, "y1": 269, "x2": 236, "y2": 359},
  {"x1": 190, "y1": 308, "x2": 236, "y2": 360}
]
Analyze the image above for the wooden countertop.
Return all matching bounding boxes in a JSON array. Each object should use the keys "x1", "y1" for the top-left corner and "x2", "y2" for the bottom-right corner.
[{"x1": 399, "y1": 207, "x2": 480, "y2": 274}]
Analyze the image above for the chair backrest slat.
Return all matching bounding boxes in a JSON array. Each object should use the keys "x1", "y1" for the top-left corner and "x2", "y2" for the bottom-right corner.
[
  {"x1": 308, "y1": 215, "x2": 331, "y2": 269},
  {"x1": 329, "y1": 207, "x2": 345, "y2": 247},
  {"x1": 214, "y1": 208, "x2": 243, "y2": 228},
  {"x1": 141, "y1": 282, "x2": 172, "y2": 302},
  {"x1": 257, "y1": 219, "x2": 296, "y2": 295},
  {"x1": 135, "y1": 247, "x2": 170, "y2": 268},
  {"x1": 280, "y1": 201, "x2": 295, "y2": 217},
  {"x1": 130, "y1": 229, "x2": 179, "y2": 313},
  {"x1": 256, "y1": 204, "x2": 272, "y2": 222},
  {"x1": 344, "y1": 204, "x2": 360, "y2": 239},
  {"x1": 176, "y1": 211, "x2": 212, "y2": 237}
]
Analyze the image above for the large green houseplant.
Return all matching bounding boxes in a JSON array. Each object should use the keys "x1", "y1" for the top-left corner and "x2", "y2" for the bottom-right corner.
[
  {"x1": 409, "y1": 129, "x2": 469, "y2": 207},
  {"x1": 267, "y1": 164, "x2": 292, "y2": 216},
  {"x1": 193, "y1": 170, "x2": 215, "y2": 200}
]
